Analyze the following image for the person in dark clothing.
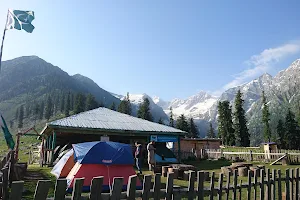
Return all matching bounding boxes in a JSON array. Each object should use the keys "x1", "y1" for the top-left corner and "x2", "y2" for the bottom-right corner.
[{"x1": 135, "y1": 142, "x2": 143, "y2": 174}]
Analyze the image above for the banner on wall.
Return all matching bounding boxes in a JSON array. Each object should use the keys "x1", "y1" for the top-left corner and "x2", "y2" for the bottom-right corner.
[{"x1": 150, "y1": 135, "x2": 178, "y2": 142}]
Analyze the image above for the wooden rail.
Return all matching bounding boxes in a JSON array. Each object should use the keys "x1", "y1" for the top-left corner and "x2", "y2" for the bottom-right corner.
[{"x1": 2, "y1": 168, "x2": 300, "y2": 200}]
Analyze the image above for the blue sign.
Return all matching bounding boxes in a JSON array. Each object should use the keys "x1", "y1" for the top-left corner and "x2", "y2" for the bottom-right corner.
[{"x1": 150, "y1": 135, "x2": 178, "y2": 142}]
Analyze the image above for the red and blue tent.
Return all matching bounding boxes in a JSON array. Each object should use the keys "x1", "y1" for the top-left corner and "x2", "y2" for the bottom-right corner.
[{"x1": 63, "y1": 141, "x2": 141, "y2": 192}]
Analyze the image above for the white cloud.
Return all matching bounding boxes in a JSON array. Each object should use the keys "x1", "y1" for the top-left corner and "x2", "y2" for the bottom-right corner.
[{"x1": 222, "y1": 41, "x2": 300, "y2": 90}]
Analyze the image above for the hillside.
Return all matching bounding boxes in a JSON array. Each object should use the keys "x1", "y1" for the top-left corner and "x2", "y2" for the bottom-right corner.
[{"x1": 0, "y1": 56, "x2": 120, "y2": 130}]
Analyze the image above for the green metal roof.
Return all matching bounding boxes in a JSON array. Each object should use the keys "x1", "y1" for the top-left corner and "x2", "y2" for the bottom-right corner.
[{"x1": 45, "y1": 107, "x2": 185, "y2": 135}]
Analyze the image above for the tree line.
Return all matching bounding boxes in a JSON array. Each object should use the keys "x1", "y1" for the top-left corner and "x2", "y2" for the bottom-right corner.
[
  {"x1": 15, "y1": 91, "x2": 103, "y2": 129},
  {"x1": 217, "y1": 89, "x2": 300, "y2": 149}
]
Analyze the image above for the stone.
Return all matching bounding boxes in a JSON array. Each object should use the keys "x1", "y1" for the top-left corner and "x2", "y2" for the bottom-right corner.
[{"x1": 238, "y1": 167, "x2": 248, "y2": 177}]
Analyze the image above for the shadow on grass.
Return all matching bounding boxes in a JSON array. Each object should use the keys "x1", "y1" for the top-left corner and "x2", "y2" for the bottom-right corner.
[{"x1": 185, "y1": 159, "x2": 232, "y2": 171}]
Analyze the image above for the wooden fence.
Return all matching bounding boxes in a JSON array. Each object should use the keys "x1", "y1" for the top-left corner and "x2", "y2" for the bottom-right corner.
[
  {"x1": 204, "y1": 149, "x2": 300, "y2": 163},
  {"x1": 3, "y1": 168, "x2": 300, "y2": 200}
]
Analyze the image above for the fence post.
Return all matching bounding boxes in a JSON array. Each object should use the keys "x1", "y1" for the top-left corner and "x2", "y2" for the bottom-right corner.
[
  {"x1": 210, "y1": 172, "x2": 215, "y2": 200},
  {"x1": 277, "y1": 170, "x2": 282, "y2": 200},
  {"x1": 110, "y1": 177, "x2": 124, "y2": 200},
  {"x1": 188, "y1": 171, "x2": 196, "y2": 200},
  {"x1": 271, "y1": 169, "x2": 276, "y2": 200},
  {"x1": 225, "y1": 171, "x2": 231, "y2": 200},
  {"x1": 34, "y1": 180, "x2": 51, "y2": 200},
  {"x1": 54, "y1": 179, "x2": 67, "y2": 200},
  {"x1": 142, "y1": 175, "x2": 152, "y2": 200},
  {"x1": 72, "y1": 178, "x2": 84, "y2": 200},
  {"x1": 249, "y1": 150, "x2": 253, "y2": 162},
  {"x1": 8, "y1": 181, "x2": 24, "y2": 200},
  {"x1": 285, "y1": 169, "x2": 290, "y2": 200},
  {"x1": 232, "y1": 170, "x2": 238, "y2": 200},
  {"x1": 247, "y1": 170, "x2": 251, "y2": 200},
  {"x1": 153, "y1": 174, "x2": 161, "y2": 200},
  {"x1": 126, "y1": 175, "x2": 137, "y2": 200},
  {"x1": 218, "y1": 173, "x2": 224, "y2": 200},
  {"x1": 165, "y1": 172, "x2": 174, "y2": 200},
  {"x1": 260, "y1": 169, "x2": 265, "y2": 200},
  {"x1": 197, "y1": 171, "x2": 204, "y2": 200},
  {"x1": 266, "y1": 168, "x2": 271, "y2": 200},
  {"x1": 2, "y1": 167, "x2": 9, "y2": 200},
  {"x1": 220, "y1": 149, "x2": 224, "y2": 158},
  {"x1": 290, "y1": 169, "x2": 294, "y2": 200},
  {"x1": 253, "y1": 169, "x2": 258, "y2": 200},
  {"x1": 90, "y1": 176, "x2": 104, "y2": 200},
  {"x1": 295, "y1": 168, "x2": 299, "y2": 200}
]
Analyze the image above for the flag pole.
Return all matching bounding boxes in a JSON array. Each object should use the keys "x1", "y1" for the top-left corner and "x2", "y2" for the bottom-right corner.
[{"x1": 0, "y1": 10, "x2": 9, "y2": 73}]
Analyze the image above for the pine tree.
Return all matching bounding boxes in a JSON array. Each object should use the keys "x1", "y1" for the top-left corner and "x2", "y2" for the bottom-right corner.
[
  {"x1": 137, "y1": 98, "x2": 153, "y2": 121},
  {"x1": 207, "y1": 122, "x2": 215, "y2": 138},
  {"x1": 70, "y1": 93, "x2": 74, "y2": 111},
  {"x1": 18, "y1": 105, "x2": 24, "y2": 128},
  {"x1": 217, "y1": 101, "x2": 235, "y2": 146},
  {"x1": 176, "y1": 114, "x2": 189, "y2": 134},
  {"x1": 117, "y1": 92, "x2": 132, "y2": 115},
  {"x1": 188, "y1": 118, "x2": 198, "y2": 138},
  {"x1": 74, "y1": 93, "x2": 86, "y2": 114},
  {"x1": 9, "y1": 120, "x2": 14, "y2": 129},
  {"x1": 60, "y1": 93, "x2": 65, "y2": 112},
  {"x1": 262, "y1": 91, "x2": 271, "y2": 142},
  {"x1": 110, "y1": 102, "x2": 116, "y2": 111},
  {"x1": 39, "y1": 101, "x2": 45, "y2": 120},
  {"x1": 65, "y1": 92, "x2": 71, "y2": 117},
  {"x1": 85, "y1": 93, "x2": 99, "y2": 111},
  {"x1": 284, "y1": 109, "x2": 299, "y2": 149},
  {"x1": 169, "y1": 107, "x2": 174, "y2": 127},
  {"x1": 276, "y1": 119, "x2": 285, "y2": 149},
  {"x1": 233, "y1": 90, "x2": 250, "y2": 147},
  {"x1": 158, "y1": 118, "x2": 164, "y2": 124},
  {"x1": 45, "y1": 96, "x2": 53, "y2": 121}
]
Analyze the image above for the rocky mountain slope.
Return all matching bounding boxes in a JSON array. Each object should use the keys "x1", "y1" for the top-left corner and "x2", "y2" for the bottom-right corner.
[{"x1": 0, "y1": 56, "x2": 120, "y2": 123}]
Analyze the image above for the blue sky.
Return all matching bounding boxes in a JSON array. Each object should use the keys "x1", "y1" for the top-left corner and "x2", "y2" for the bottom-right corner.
[{"x1": 1, "y1": 1, "x2": 300, "y2": 100}]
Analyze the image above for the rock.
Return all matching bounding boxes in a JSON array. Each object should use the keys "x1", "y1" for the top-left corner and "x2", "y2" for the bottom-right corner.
[
  {"x1": 221, "y1": 166, "x2": 233, "y2": 175},
  {"x1": 238, "y1": 167, "x2": 248, "y2": 177},
  {"x1": 162, "y1": 166, "x2": 170, "y2": 177}
]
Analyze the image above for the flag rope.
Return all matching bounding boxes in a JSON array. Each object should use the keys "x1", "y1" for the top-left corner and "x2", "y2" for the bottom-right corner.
[{"x1": 0, "y1": 10, "x2": 9, "y2": 73}]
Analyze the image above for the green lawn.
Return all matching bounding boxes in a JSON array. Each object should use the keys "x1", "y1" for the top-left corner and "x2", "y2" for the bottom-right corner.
[{"x1": 17, "y1": 160, "x2": 300, "y2": 199}]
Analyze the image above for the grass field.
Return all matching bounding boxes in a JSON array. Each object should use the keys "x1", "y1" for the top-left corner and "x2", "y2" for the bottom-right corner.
[{"x1": 19, "y1": 159, "x2": 300, "y2": 199}]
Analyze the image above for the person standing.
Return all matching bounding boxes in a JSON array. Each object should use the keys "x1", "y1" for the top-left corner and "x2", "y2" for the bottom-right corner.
[
  {"x1": 135, "y1": 142, "x2": 143, "y2": 174},
  {"x1": 147, "y1": 141, "x2": 156, "y2": 171}
]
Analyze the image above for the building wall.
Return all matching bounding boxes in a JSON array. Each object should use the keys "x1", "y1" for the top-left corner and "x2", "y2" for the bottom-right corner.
[{"x1": 174, "y1": 139, "x2": 221, "y2": 152}]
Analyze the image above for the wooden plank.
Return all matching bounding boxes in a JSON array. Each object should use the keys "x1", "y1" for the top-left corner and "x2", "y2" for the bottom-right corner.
[
  {"x1": 285, "y1": 169, "x2": 290, "y2": 200},
  {"x1": 210, "y1": 172, "x2": 215, "y2": 200},
  {"x1": 232, "y1": 170, "x2": 238, "y2": 200},
  {"x1": 272, "y1": 169, "x2": 276, "y2": 200},
  {"x1": 290, "y1": 169, "x2": 294, "y2": 200},
  {"x1": 278, "y1": 170, "x2": 282, "y2": 200},
  {"x1": 72, "y1": 178, "x2": 84, "y2": 200},
  {"x1": 165, "y1": 172, "x2": 174, "y2": 200},
  {"x1": 218, "y1": 173, "x2": 224, "y2": 200},
  {"x1": 197, "y1": 171, "x2": 204, "y2": 200},
  {"x1": 34, "y1": 180, "x2": 51, "y2": 200},
  {"x1": 254, "y1": 169, "x2": 258, "y2": 200},
  {"x1": 238, "y1": 180, "x2": 242, "y2": 200},
  {"x1": 126, "y1": 175, "x2": 137, "y2": 200},
  {"x1": 188, "y1": 171, "x2": 196, "y2": 200},
  {"x1": 270, "y1": 154, "x2": 286, "y2": 165},
  {"x1": 110, "y1": 177, "x2": 124, "y2": 200},
  {"x1": 295, "y1": 168, "x2": 299, "y2": 200},
  {"x1": 247, "y1": 170, "x2": 251, "y2": 200},
  {"x1": 142, "y1": 175, "x2": 152, "y2": 200},
  {"x1": 153, "y1": 173, "x2": 161, "y2": 200},
  {"x1": 54, "y1": 179, "x2": 67, "y2": 200},
  {"x1": 9, "y1": 181, "x2": 24, "y2": 200},
  {"x1": 260, "y1": 169, "x2": 265, "y2": 200},
  {"x1": 90, "y1": 176, "x2": 104, "y2": 200},
  {"x1": 2, "y1": 167, "x2": 9, "y2": 200},
  {"x1": 225, "y1": 171, "x2": 231, "y2": 200},
  {"x1": 266, "y1": 168, "x2": 271, "y2": 200}
]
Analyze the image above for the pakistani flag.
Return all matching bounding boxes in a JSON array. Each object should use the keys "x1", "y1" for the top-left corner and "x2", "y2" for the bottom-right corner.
[
  {"x1": 6, "y1": 9, "x2": 35, "y2": 33},
  {"x1": 0, "y1": 114, "x2": 15, "y2": 150}
]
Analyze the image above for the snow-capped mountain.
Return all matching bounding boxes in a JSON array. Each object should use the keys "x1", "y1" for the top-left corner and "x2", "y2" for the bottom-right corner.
[
  {"x1": 152, "y1": 96, "x2": 170, "y2": 109},
  {"x1": 163, "y1": 91, "x2": 218, "y2": 119}
]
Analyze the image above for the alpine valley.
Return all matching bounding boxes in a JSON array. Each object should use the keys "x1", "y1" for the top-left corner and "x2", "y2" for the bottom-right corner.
[{"x1": 1, "y1": 56, "x2": 300, "y2": 145}]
